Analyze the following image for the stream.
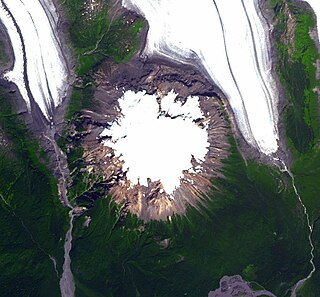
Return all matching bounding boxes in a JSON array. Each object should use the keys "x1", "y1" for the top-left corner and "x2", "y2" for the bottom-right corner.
[
  {"x1": 60, "y1": 210, "x2": 76, "y2": 297},
  {"x1": 0, "y1": 0, "x2": 77, "y2": 295},
  {"x1": 45, "y1": 126, "x2": 76, "y2": 297},
  {"x1": 274, "y1": 159, "x2": 316, "y2": 297}
]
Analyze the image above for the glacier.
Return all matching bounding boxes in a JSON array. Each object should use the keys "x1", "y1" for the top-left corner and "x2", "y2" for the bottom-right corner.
[
  {"x1": 122, "y1": 0, "x2": 279, "y2": 155},
  {"x1": 0, "y1": 2, "x2": 29, "y2": 109},
  {"x1": 101, "y1": 90, "x2": 209, "y2": 195},
  {"x1": 0, "y1": 0, "x2": 68, "y2": 121}
]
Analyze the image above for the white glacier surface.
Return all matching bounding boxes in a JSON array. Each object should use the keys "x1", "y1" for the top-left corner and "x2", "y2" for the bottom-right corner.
[
  {"x1": 0, "y1": 0, "x2": 68, "y2": 120},
  {"x1": 0, "y1": 2, "x2": 30, "y2": 109},
  {"x1": 101, "y1": 90, "x2": 209, "y2": 194},
  {"x1": 122, "y1": 0, "x2": 279, "y2": 155}
]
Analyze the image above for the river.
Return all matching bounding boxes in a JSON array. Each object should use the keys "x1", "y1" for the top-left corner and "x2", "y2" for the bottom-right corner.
[
  {"x1": 60, "y1": 210, "x2": 76, "y2": 297},
  {"x1": 273, "y1": 159, "x2": 316, "y2": 297},
  {"x1": 0, "y1": 1, "x2": 76, "y2": 296},
  {"x1": 44, "y1": 126, "x2": 76, "y2": 297}
]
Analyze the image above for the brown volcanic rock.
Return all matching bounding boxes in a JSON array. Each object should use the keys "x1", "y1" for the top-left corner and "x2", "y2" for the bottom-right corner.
[{"x1": 76, "y1": 58, "x2": 231, "y2": 221}]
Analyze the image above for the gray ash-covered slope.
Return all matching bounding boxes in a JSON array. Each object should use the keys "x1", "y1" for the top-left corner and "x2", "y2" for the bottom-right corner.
[{"x1": 208, "y1": 275, "x2": 276, "y2": 297}]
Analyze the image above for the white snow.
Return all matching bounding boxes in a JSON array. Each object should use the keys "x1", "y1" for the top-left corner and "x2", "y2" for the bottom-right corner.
[
  {"x1": 160, "y1": 90, "x2": 204, "y2": 120},
  {"x1": 0, "y1": 0, "x2": 68, "y2": 120},
  {"x1": 122, "y1": 0, "x2": 279, "y2": 155},
  {"x1": 0, "y1": 3, "x2": 30, "y2": 109},
  {"x1": 101, "y1": 90, "x2": 209, "y2": 195}
]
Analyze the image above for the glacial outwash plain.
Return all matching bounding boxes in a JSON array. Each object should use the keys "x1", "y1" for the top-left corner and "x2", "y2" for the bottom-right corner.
[{"x1": 0, "y1": 0, "x2": 320, "y2": 297}]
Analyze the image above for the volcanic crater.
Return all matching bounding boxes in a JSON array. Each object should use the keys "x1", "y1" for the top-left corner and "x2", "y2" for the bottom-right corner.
[{"x1": 75, "y1": 58, "x2": 231, "y2": 221}]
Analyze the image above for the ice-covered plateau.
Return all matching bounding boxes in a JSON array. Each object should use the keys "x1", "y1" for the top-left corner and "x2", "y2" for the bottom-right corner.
[
  {"x1": 0, "y1": 0, "x2": 68, "y2": 121},
  {"x1": 100, "y1": 90, "x2": 227, "y2": 220},
  {"x1": 101, "y1": 90, "x2": 209, "y2": 195},
  {"x1": 79, "y1": 59, "x2": 230, "y2": 220},
  {"x1": 122, "y1": 0, "x2": 280, "y2": 155}
]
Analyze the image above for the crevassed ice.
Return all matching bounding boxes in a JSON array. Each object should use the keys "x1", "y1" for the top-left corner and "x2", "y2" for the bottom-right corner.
[
  {"x1": 0, "y1": 2, "x2": 30, "y2": 108},
  {"x1": 0, "y1": 0, "x2": 68, "y2": 120},
  {"x1": 122, "y1": 0, "x2": 279, "y2": 155},
  {"x1": 101, "y1": 90, "x2": 209, "y2": 194}
]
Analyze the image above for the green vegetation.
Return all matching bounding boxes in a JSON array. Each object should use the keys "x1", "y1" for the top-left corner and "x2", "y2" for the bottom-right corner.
[
  {"x1": 56, "y1": 1, "x2": 320, "y2": 296},
  {"x1": 293, "y1": 148, "x2": 320, "y2": 220},
  {"x1": 293, "y1": 148, "x2": 320, "y2": 296},
  {"x1": 62, "y1": 1, "x2": 320, "y2": 296},
  {"x1": 273, "y1": 1, "x2": 319, "y2": 154},
  {"x1": 66, "y1": 144, "x2": 94, "y2": 205},
  {"x1": 271, "y1": 1, "x2": 320, "y2": 295},
  {"x1": 66, "y1": 83, "x2": 94, "y2": 120},
  {"x1": 62, "y1": 0, "x2": 144, "y2": 76},
  {"x1": 70, "y1": 141, "x2": 312, "y2": 297},
  {"x1": 58, "y1": 0, "x2": 146, "y2": 208},
  {"x1": 0, "y1": 88, "x2": 68, "y2": 297},
  {"x1": 297, "y1": 218, "x2": 320, "y2": 297},
  {"x1": 243, "y1": 264, "x2": 258, "y2": 281},
  {"x1": 61, "y1": 0, "x2": 144, "y2": 119}
]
